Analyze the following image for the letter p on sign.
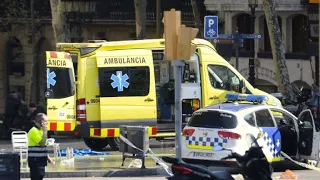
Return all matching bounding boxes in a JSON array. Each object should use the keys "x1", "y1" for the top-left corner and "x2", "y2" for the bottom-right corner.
[{"x1": 208, "y1": 19, "x2": 214, "y2": 27}]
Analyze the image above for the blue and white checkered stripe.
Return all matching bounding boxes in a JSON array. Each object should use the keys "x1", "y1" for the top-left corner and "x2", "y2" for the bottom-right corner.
[
  {"x1": 259, "y1": 127, "x2": 281, "y2": 158},
  {"x1": 186, "y1": 136, "x2": 228, "y2": 147}
]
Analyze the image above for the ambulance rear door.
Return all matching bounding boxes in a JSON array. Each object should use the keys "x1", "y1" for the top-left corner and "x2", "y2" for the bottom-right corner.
[
  {"x1": 46, "y1": 51, "x2": 77, "y2": 131},
  {"x1": 96, "y1": 49, "x2": 157, "y2": 129}
]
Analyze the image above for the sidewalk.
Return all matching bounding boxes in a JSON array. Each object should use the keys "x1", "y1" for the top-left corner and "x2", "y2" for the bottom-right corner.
[
  {"x1": 21, "y1": 177, "x2": 167, "y2": 180},
  {"x1": 20, "y1": 154, "x2": 174, "y2": 178}
]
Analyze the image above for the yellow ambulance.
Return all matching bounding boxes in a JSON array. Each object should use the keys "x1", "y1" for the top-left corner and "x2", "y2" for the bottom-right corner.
[
  {"x1": 46, "y1": 51, "x2": 77, "y2": 133},
  {"x1": 46, "y1": 39, "x2": 282, "y2": 150}
]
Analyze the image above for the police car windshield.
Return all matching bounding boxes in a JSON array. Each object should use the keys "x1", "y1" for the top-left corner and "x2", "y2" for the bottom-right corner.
[
  {"x1": 188, "y1": 110, "x2": 237, "y2": 129},
  {"x1": 47, "y1": 67, "x2": 75, "y2": 99}
]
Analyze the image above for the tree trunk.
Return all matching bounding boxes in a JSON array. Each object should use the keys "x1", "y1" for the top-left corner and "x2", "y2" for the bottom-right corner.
[
  {"x1": 190, "y1": 0, "x2": 204, "y2": 38},
  {"x1": 262, "y1": 0, "x2": 295, "y2": 101},
  {"x1": 49, "y1": 0, "x2": 71, "y2": 43},
  {"x1": 134, "y1": 0, "x2": 147, "y2": 40}
]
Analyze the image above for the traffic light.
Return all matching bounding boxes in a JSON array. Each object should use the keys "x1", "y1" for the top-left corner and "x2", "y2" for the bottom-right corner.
[
  {"x1": 163, "y1": 9, "x2": 198, "y2": 60},
  {"x1": 248, "y1": 58, "x2": 255, "y2": 87}
]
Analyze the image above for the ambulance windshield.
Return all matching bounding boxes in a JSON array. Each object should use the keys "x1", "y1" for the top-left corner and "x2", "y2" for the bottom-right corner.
[{"x1": 46, "y1": 67, "x2": 75, "y2": 99}]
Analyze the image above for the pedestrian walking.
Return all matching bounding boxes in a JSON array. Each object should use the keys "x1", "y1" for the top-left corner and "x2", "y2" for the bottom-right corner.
[{"x1": 28, "y1": 113, "x2": 54, "y2": 180}]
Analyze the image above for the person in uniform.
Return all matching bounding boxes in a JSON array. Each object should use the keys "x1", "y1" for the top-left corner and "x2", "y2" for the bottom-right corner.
[{"x1": 28, "y1": 113, "x2": 53, "y2": 180}]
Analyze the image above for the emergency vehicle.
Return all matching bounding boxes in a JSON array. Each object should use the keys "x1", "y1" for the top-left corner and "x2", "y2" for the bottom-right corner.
[
  {"x1": 182, "y1": 94, "x2": 320, "y2": 167},
  {"x1": 45, "y1": 39, "x2": 282, "y2": 150}
]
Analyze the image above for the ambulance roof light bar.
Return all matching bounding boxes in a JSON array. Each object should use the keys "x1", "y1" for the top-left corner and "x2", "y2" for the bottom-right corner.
[{"x1": 225, "y1": 94, "x2": 268, "y2": 103}]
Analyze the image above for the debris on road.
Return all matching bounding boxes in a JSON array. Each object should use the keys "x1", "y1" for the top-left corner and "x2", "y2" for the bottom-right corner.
[{"x1": 280, "y1": 169, "x2": 298, "y2": 179}]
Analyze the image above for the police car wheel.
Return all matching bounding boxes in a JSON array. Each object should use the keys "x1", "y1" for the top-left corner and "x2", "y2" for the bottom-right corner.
[
  {"x1": 108, "y1": 137, "x2": 120, "y2": 151},
  {"x1": 83, "y1": 137, "x2": 109, "y2": 151}
]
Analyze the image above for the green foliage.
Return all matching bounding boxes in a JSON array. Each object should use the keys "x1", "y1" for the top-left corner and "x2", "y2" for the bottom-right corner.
[{"x1": 0, "y1": 0, "x2": 51, "y2": 19}]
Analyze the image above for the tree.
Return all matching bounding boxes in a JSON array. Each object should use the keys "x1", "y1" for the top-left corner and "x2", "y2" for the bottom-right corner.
[
  {"x1": 190, "y1": 0, "x2": 204, "y2": 38},
  {"x1": 49, "y1": 0, "x2": 71, "y2": 43},
  {"x1": 134, "y1": 0, "x2": 147, "y2": 40},
  {"x1": 262, "y1": 0, "x2": 295, "y2": 101}
]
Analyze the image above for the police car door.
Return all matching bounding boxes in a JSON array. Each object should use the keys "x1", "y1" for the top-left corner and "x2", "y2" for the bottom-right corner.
[
  {"x1": 297, "y1": 109, "x2": 320, "y2": 161},
  {"x1": 255, "y1": 109, "x2": 282, "y2": 162},
  {"x1": 95, "y1": 49, "x2": 157, "y2": 128}
]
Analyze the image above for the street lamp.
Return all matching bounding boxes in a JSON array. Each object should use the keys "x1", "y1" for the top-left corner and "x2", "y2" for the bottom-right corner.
[{"x1": 248, "y1": 0, "x2": 258, "y2": 87}]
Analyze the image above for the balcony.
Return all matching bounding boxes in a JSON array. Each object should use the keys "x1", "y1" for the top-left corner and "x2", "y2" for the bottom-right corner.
[
  {"x1": 93, "y1": 0, "x2": 207, "y2": 24},
  {"x1": 0, "y1": 0, "x2": 208, "y2": 25},
  {"x1": 204, "y1": 0, "x2": 305, "y2": 11}
]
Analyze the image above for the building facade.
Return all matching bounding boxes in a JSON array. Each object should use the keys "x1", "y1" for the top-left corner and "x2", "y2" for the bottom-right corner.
[
  {"x1": 0, "y1": 0, "x2": 317, "y2": 112},
  {"x1": 205, "y1": 0, "x2": 317, "y2": 93}
]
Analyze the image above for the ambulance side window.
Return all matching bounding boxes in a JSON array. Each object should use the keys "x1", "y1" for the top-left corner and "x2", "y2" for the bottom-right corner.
[
  {"x1": 98, "y1": 66, "x2": 150, "y2": 97},
  {"x1": 70, "y1": 54, "x2": 78, "y2": 81},
  {"x1": 207, "y1": 65, "x2": 240, "y2": 92},
  {"x1": 255, "y1": 109, "x2": 276, "y2": 127}
]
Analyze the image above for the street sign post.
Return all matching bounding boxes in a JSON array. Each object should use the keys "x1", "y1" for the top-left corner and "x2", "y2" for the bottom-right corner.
[
  {"x1": 163, "y1": 9, "x2": 198, "y2": 163},
  {"x1": 204, "y1": 16, "x2": 218, "y2": 39},
  {"x1": 216, "y1": 33, "x2": 262, "y2": 70}
]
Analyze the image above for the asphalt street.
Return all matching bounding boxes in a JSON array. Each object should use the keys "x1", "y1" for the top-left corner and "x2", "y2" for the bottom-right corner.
[{"x1": 19, "y1": 171, "x2": 320, "y2": 180}]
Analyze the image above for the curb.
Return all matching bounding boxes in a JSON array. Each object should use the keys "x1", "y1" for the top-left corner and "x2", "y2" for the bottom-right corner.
[{"x1": 20, "y1": 167, "x2": 165, "y2": 178}]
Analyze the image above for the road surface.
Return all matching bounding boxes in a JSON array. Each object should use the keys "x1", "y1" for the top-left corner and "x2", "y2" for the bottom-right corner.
[{"x1": 19, "y1": 170, "x2": 320, "y2": 180}]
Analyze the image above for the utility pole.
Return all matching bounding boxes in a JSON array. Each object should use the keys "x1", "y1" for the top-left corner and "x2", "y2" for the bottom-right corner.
[
  {"x1": 235, "y1": 31, "x2": 239, "y2": 71},
  {"x1": 164, "y1": 9, "x2": 198, "y2": 162},
  {"x1": 248, "y1": 0, "x2": 257, "y2": 87}
]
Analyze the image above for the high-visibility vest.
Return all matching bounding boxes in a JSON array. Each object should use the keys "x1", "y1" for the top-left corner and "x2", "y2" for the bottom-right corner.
[{"x1": 28, "y1": 126, "x2": 48, "y2": 165}]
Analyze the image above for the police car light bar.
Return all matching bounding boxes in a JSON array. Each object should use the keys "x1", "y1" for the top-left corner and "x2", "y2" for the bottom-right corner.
[{"x1": 225, "y1": 94, "x2": 268, "y2": 103}]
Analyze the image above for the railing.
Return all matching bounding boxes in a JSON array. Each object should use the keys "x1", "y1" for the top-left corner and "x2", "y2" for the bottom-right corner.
[{"x1": 0, "y1": 0, "x2": 207, "y2": 23}]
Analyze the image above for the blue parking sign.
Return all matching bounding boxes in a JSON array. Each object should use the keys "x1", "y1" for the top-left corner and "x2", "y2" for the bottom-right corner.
[{"x1": 204, "y1": 16, "x2": 218, "y2": 39}]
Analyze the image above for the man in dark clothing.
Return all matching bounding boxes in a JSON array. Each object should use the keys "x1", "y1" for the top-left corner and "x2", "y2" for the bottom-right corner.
[
  {"x1": 11, "y1": 96, "x2": 29, "y2": 130},
  {"x1": 28, "y1": 103, "x2": 38, "y2": 120},
  {"x1": 2, "y1": 92, "x2": 21, "y2": 138},
  {"x1": 22, "y1": 103, "x2": 39, "y2": 132},
  {"x1": 36, "y1": 104, "x2": 47, "y2": 114},
  {"x1": 4, "y1": 92, "x2": 20, "y2": 126}
]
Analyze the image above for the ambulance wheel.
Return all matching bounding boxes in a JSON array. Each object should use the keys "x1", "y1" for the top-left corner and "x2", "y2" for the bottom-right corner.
[
  {"x1": 83, "y1": 138, "x2": 109, "y2": 151},
  {"x1": 108, "y1": 137, "x2": 120, "y2": 151}
]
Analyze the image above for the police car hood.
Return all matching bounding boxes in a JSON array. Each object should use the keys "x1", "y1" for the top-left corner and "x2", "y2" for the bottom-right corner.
[{"x1": 253, "y1": 88, "x2": 283, "y2": 107}]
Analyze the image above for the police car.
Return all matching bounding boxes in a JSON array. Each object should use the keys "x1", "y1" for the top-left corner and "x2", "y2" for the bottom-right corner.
[{"x1": 181, "y1": 94, "x2": 320, "y2": 167}]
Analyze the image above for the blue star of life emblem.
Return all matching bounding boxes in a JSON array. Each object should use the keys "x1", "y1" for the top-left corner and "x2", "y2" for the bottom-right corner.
[
  {"x1": 47, "y1": 68, "x2": 56, "y2": 88},
  {"x1": 110, "y1": 71, "x2": 130, "y2": 92}
]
